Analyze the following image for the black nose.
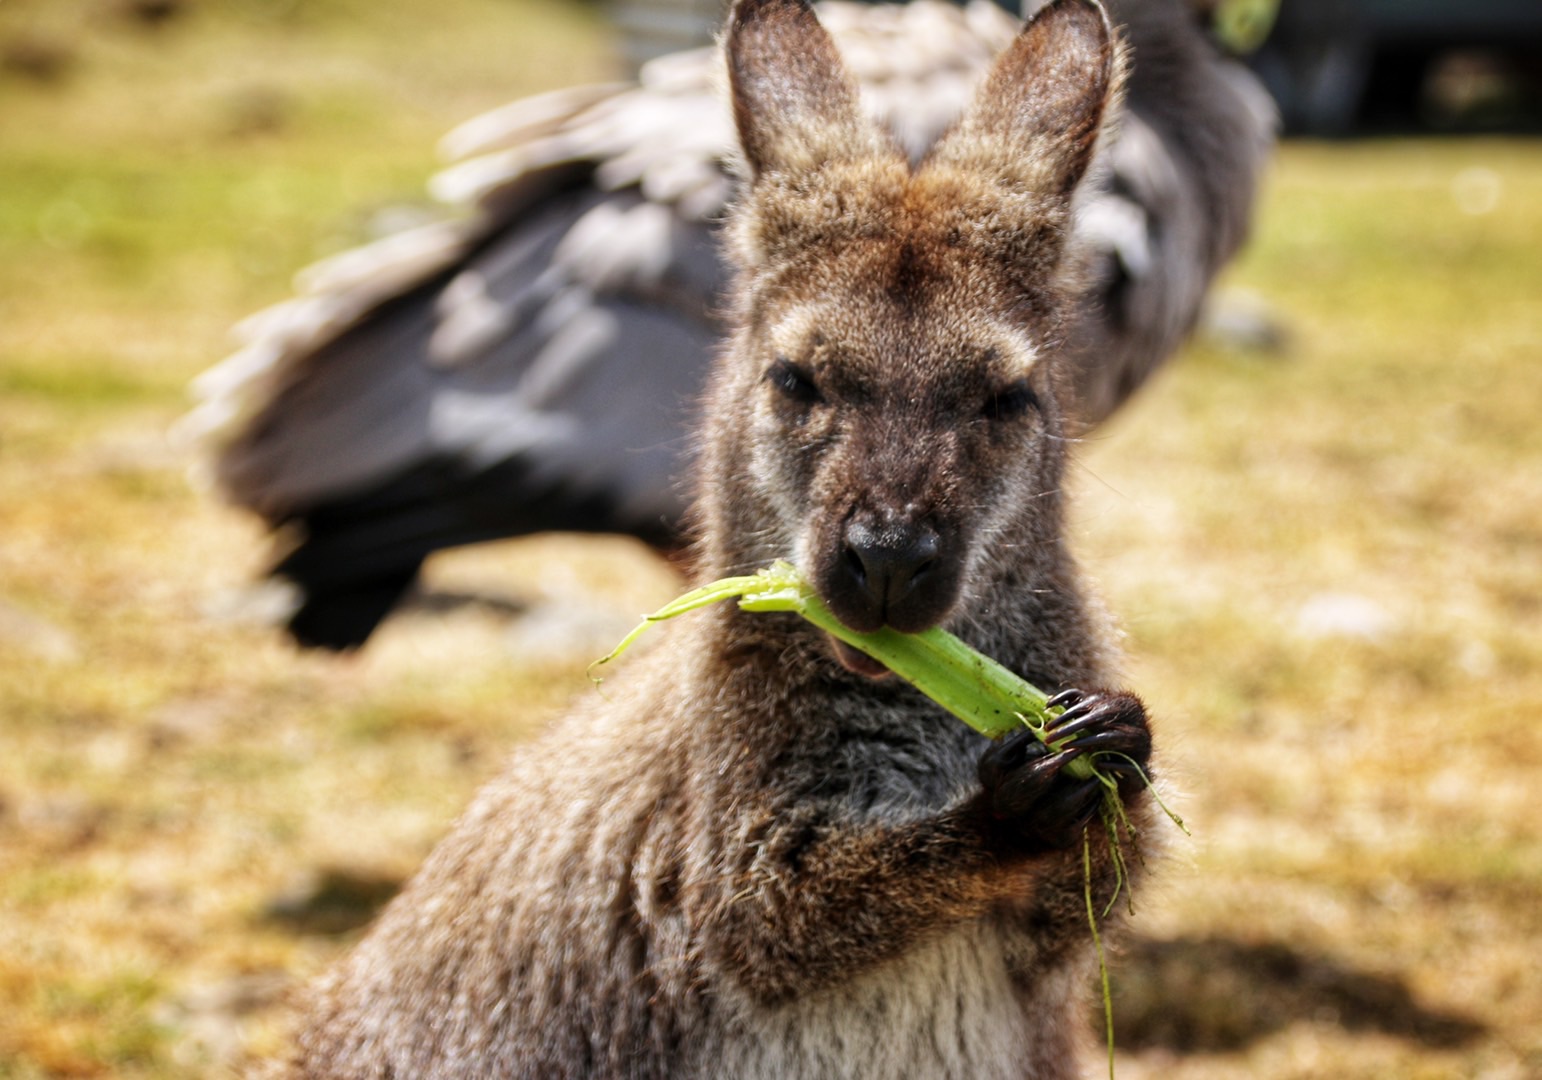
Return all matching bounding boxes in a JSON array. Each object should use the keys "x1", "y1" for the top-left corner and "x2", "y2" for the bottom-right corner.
[{"x1": 841, "y1": 519, "x2": 940, "y2": 629}]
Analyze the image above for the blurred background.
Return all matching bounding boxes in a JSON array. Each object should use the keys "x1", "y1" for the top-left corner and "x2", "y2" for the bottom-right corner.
[{"x1": 0, "y1": 0, "x2": 1538, "y2": 1076}]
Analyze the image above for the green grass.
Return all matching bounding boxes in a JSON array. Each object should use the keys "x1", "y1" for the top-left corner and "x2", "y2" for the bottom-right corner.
[
  {"x1": 1, "y1": 2, "x2": 1540, "y2": 1074},
  {"x1": 1075, "y1": 136, "x2": 1542, "y2": 1080}
]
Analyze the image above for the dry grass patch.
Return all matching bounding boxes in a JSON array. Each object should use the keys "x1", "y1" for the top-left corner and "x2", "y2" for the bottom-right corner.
[
  {"x1": 1077, "y1": 138, "x2": 1542, "y2": 1079},
  {"x1": 0, "y1": 2, "x2": 1539, "y2": 1072}
]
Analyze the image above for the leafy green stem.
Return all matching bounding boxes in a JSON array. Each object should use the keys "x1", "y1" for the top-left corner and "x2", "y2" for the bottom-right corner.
[{"x1": 594, "y1": 560, "x2": 1094, "y2": 778}]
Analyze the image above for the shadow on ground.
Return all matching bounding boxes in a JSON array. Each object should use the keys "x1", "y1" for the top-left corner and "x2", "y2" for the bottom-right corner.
[
  {"x1": 261, "y1": 867, "x2": 405, "y2": 937},
  {"x1": 1112, "y1": 933, "x2": 1485, "y2": 1053}
]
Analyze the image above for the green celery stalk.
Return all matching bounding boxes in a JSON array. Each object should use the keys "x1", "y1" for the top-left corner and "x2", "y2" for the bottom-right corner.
[{"x1": 594, "y1": 560, "x2": 1093, "y2": 779}]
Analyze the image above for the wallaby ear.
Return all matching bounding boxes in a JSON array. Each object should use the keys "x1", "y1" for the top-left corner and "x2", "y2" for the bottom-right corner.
[
  {"x1": 925, "y1": 0, "x2": 1118, "y2": 198},
  {"x1": 725, "y1": 0, "x2": 894, "y2": 180}
]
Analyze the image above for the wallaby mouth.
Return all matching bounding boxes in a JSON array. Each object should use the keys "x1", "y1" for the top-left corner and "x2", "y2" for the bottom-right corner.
[{"x1": 829, "y1": 636, "x2": 894, "y2": 680}]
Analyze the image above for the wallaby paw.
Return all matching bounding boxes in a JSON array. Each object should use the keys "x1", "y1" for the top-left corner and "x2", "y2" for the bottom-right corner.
[
  {"x1": 976, "y1": 688, "x2": 1151, "y2": 852},
  {"x1": 1044, "y1": 688, "x2": 1152, "y2": 798}
]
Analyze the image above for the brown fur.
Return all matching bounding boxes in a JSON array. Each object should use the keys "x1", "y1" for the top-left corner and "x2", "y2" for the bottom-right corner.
[{"x1": 271, "y1": 2, "x2": 1161, "y2": 1076}]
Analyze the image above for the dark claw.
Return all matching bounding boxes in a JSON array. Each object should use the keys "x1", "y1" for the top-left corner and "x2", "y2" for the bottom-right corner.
[
  {"x1": 1053, "y1": 727, "x2": 1139, "y2": 755},
  {"x1": 977, "y1": 726, "x2": 1050, "y2": 792},
  {"x1": 1046, "y1": 688, "x2": 1086, "y2": 710},
  {"x1": 1043, "y1": 701, "x2": 1107, "y2": 743},
  {"x1": 987, "y1": 748, "x2": 1079, "y2": 819},
  {"x1": 974, "y1": 688, "x2": 1154, "y2": 853},
  {"x1": 1043, "y1": 691, "x2": 1151, "y2": 763},
  {"x1": 976, "y1": 729, "x2": 1105, "y2": 853},
  {"x1": 1089, "y1": 757, "x2": 1145, "y2": 780}
]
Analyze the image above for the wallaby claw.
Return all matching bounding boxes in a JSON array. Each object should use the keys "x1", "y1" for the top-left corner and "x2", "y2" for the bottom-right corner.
[
  {"x1": 1046, "y1": 688, "x2": 1086, "y2": 710},
  {"x1": 1042, "y1": 688, "x2": 1153, "y2": 771},
  {"x1": 1043, "y1": 698, "x2": 1105, "y2": 741},
  {"x1": 976, "y1": 731, "x2": 1101, "y2": 853},
  {"x1": 1087, "y1": 757, "x2": 1145, "y2": 781},
  {"x1": 977, "y1": 725, "x2": 1051, "y2": 789},
  {"x1": 976, "y1": 688, "x2": 1152, "y2": 852}
]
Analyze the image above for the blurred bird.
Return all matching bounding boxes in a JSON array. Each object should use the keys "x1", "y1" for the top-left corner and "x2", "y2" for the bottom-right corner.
[{"x1": 186, "y1": 0, "x2": 1275, "y2": 649}]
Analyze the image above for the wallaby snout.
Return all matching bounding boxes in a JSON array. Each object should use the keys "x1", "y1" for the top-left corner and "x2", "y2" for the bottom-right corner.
[
  {"x1": 787, "y1": 368, "x2": 986, "y2": 642},
  {"x1": 827, "y1": 514, "x2": 948, "y2": 634}
]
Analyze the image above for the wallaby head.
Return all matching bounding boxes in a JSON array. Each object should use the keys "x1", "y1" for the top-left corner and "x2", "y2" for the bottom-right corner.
[{"x1": 699, "y1": 0, "x2": 1124, "y2": 660}]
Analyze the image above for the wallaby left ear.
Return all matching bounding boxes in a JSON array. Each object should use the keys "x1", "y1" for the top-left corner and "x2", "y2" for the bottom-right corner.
[
  {"x1": 725, "y1": 0, "x2": 896, "y2": 181},
  {"x1": 924, "y1": 0, "x2": 1119, "y2": 198}
]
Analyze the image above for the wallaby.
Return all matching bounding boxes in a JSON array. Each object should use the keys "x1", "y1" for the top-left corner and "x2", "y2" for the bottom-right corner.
[{"x1": 274, "y1": 0, "x2": 1158, "y2": 1075}]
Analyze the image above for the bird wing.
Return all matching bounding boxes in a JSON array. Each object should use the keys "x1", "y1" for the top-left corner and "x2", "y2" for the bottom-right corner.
[{"x1": 184, "y1": 0, "x2": 1275, "y2": 647}]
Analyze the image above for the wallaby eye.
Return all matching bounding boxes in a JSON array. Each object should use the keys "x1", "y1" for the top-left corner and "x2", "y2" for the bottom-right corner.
[
  {"x1": 982, "y1": 379, "x2": 1039, "y2": 422},
  {"x1": 766, "y1": 357, "x2": 821, "y2": 405}
]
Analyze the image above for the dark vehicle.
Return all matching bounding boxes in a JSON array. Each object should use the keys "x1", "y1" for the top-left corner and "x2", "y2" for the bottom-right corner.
[{"x1": 1253, "y1": 0, "x2": 1542, "y2": 132}]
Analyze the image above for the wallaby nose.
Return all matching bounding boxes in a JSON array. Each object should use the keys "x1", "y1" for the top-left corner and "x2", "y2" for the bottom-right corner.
[{"x1": 840, "y1": 519, "x2": 940, "y2": 630}]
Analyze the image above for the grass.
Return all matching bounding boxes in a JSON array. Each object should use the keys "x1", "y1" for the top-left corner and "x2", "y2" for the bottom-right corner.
[
  {"x1": 0, "y1": 2, "x2": 1539, "y2": 1075},
  {"x1": 1077, "y1": 139, "x2": 1542, "y2": 1079}
]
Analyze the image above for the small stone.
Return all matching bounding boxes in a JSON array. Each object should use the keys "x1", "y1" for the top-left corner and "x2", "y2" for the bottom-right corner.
[
  {"x1": 1294, "y1": 592, "x2": 1395, "y2": 642},
  {"x1": 0, "y1": 599, "x2": 79, "y2": 663}
]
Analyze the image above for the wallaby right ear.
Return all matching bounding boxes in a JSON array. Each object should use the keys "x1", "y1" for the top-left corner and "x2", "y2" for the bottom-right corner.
[
  {"x1": 925, "y1": 0, "x2": 1119, "y2": 198},
  {"x1": 725, "y1": 0, "x2": 894, "y2": 180}
]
